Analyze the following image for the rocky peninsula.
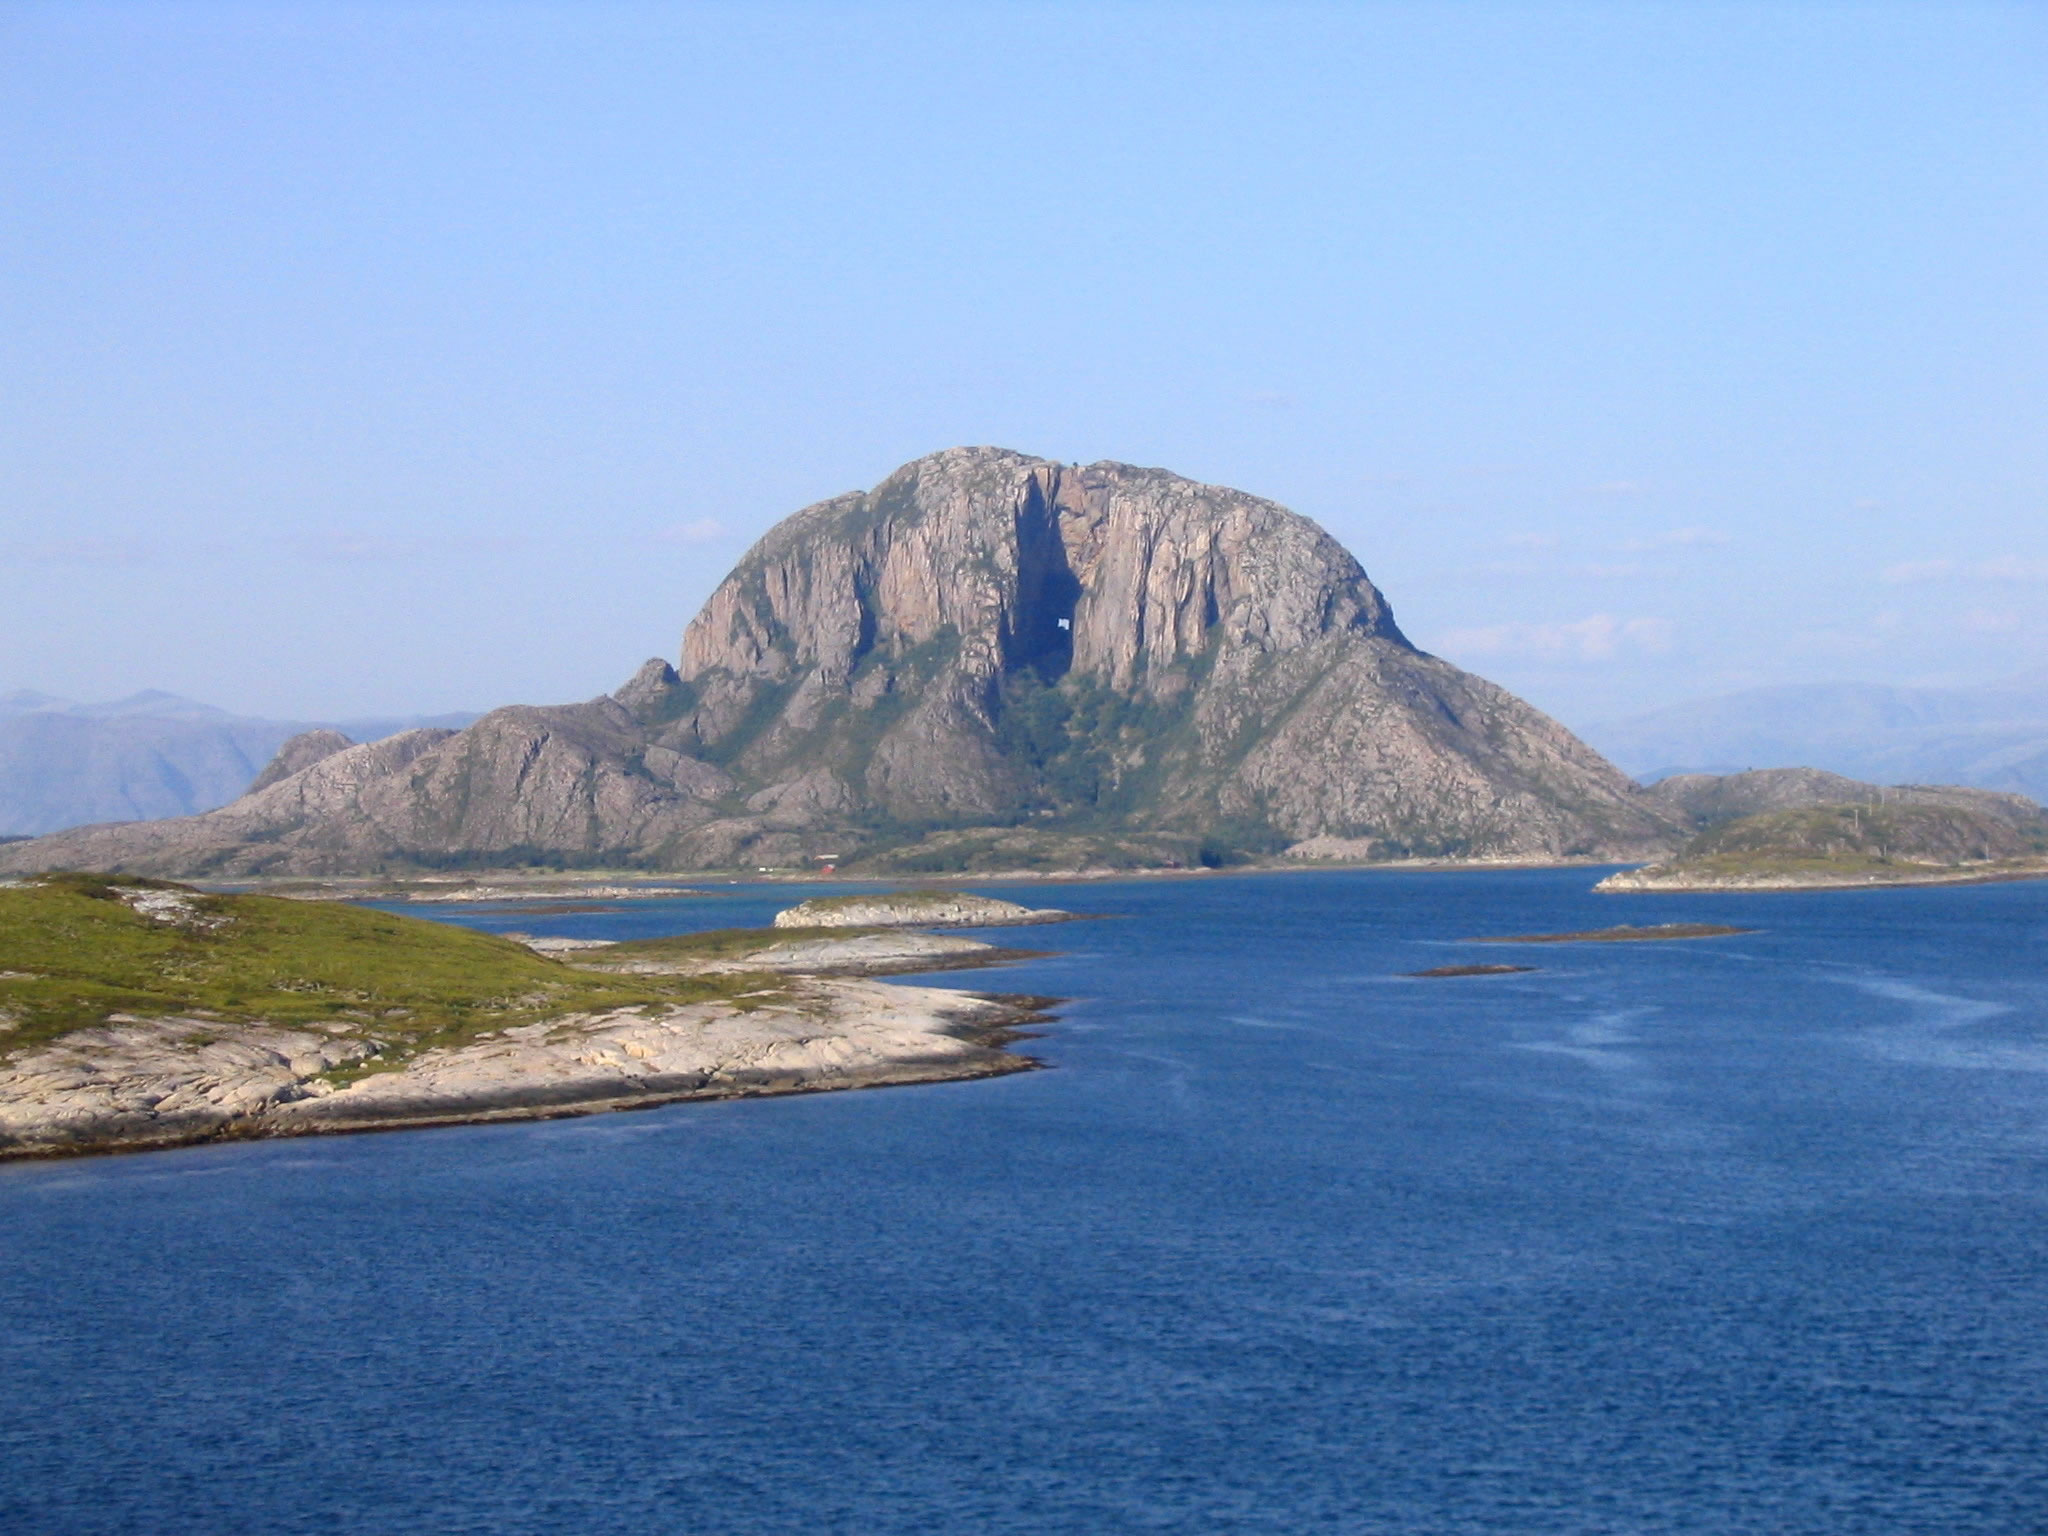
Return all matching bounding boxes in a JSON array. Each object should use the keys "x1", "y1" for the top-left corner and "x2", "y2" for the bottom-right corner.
[{"x1": 0, "y1": 875, "x2": 1051, "y2": 1160}]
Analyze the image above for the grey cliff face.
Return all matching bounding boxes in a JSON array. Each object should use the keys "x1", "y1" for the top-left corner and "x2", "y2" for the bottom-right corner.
[
  {"x1": 681, "y1": 449, "x2": 1400, "y2": 696},
  {"x1": 0, "y1": 447, "x2": 1679, "y2": 876}
]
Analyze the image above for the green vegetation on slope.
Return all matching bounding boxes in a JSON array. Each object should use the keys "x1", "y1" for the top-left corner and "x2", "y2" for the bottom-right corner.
[
  {"x1": 1693, "y1": 802, "x2": 2044, "y2": 861},
  {"x1": 1646, "y1": 850, "x2": 1907, "y2": 882},
  {"x1": 589, "y1": 924, "x2": 883, "y2": 965},
  {"x1": 852, "y1": 827, "x2": 1206, "y2": 875},
  {"x1": 1658, "y1": 801, "x2": 2048, "y2": 881},
  {"x1": 0, "y1": 873, "x2": 777, "y2": 1060},
  {"x1": 790, "y1": 891, "x2": 959, "y2": 913}
]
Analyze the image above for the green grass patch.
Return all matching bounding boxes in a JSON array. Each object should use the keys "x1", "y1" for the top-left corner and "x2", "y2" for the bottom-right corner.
[
  {"x1": 1682, "y1": 803, "x2": 2048, "y2": 868},
  {"x1": 0, "y1": 874, "x2": 781, "y2": 1062},
  {"x1": 590, "y1": 924, "x2": 885, "y2": 965},
  {"x1": 789, "y1": 891, "x2": 961, "y2": 913},
  {"x1": 1664, "y1": 852, "x2": 1905, "y2": 880}
]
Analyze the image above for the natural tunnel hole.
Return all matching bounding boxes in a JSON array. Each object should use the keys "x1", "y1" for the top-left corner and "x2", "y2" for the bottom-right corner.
[{"x1": 1006, "y1": 479, "x2": 1080, "y2": 681}]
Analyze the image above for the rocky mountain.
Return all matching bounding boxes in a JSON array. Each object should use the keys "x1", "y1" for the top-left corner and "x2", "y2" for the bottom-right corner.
[
  {"x1": 0, "y1": 693, "x2": 477, "y2": 837},
  {"x1": 0, "y1": 448, "x2": 1682, "y2": 877}
]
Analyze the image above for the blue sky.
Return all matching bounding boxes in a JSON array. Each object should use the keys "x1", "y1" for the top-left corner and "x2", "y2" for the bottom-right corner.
[{"x1": 3, "y1": 2, "x2": 2043, "y2": 729}]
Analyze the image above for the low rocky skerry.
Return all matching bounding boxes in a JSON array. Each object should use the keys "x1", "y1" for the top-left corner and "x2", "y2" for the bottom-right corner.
[
  {"x1": 1467, "y1": 922, "x2": 1751, "y2": 943},
  {"x1": 771, "y1": 891, "x2": 1075, "y2": 929}
]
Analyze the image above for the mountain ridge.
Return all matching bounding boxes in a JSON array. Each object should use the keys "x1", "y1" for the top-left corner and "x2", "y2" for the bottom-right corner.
[
  {"x1": 1, "y1": 447, "x2": 1681, "y2": 875},
  {"x1": 0, "y1": 698, "x2": 480, "y2": 837}
]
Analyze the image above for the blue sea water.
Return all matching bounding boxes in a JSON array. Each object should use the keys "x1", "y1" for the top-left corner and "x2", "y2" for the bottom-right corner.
[{"x1": 4, "y1": 868, "x2": 2048, "y2": 1534}]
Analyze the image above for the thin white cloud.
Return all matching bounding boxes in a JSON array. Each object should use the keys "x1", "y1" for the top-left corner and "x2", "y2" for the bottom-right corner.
[
  {"x1": 290, "y1": 531, "x2": 526, "y2": 564},
  {"x1": 1620, "y1": 526, "x2": 1726, "y2": 552},
  {"x1": 294, "y1": 532, "x2": 432, "y2": 562},
  {"x1": 3, "y1": 536, "x2": 164, "y2": 565},
  {"x1": 1783, "y1": 626, "x2": 1887, "y2": 660},
  {"x1": 1504, "y1": 532, "x2": 1559, "y2": 550},
  {"x1": 1439, "y1": 614, "x2": 1674, "y2": 663},
  {"x1": 1882, "y1": 559, "x2": 1955, "y2": 584},
  {"x1": 656, "y1": 517, "x2": 728, "y2": 546},
  {"x1": 1482, "y1": 551, "x2": 1643, "y2": 579},
  {"x1": 1882, "y1": 556, "x2": 2048, "y2": 584},
  {"x1": 1961, "y1": 608, "x2": 2025, "y2": 635}
]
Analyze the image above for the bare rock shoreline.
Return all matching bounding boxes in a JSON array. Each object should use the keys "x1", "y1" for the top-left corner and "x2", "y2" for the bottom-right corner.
[
  {"x1": 0, "y1": 976, "x2": 1050, "y2": 1161},
  {"x1": 557, "y1": 928, "x2": 1050, "y2": 977},
  {"x1": 0, "y1": 871, "x2": 1077, "y2": 1162}
]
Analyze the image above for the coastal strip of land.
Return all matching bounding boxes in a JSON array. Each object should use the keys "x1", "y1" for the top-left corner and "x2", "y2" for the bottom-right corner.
[
  {"x1": 0, "y1": 878, "x2": 1060, "y2": 1161},
  {"x1": 1595, "y1": 859, "x2": 2048, "y2": 893},
  {"x1": 1594, "y1": 796, "x2": 2048, "y2": 893},
  {"x1": 0, "y1": 979, "x2": 1048, "y2": 1160}
]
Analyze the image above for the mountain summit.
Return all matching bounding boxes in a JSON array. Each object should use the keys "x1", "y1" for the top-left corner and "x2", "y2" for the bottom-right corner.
[{"x1": 0, "y1": 448, "x2": 1676, "y2": 875}]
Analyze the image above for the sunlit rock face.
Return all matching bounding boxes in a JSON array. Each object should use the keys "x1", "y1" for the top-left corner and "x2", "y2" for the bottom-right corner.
[
  {"x1": 666, "y1": 447, "x2": 1669, "y2": 861},
  {"x1": 0, "y1": 447, "x2": 1678, "y2": 876}
]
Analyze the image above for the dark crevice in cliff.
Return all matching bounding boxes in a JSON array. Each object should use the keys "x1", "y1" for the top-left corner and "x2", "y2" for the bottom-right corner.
[{"x1": 1005, "y1": 477, "x2": 1079, "y2": 682}]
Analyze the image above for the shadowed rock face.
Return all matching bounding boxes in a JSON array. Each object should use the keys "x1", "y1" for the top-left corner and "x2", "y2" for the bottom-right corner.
[{"x1": 0, "y1": 447, "x2": 1680, "y2": 875}]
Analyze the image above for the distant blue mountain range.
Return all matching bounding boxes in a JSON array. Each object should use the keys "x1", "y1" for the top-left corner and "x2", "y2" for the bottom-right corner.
[
  {"x1": 1581, "y1": 673, "x2": 2048, "y2": 804},
  {"x1": 0, "y1": 691, "x2": 477, "y2": 836}
]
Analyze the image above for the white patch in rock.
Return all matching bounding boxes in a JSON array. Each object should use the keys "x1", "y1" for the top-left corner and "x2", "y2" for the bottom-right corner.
[
  {"x1": 773, "y1": 893, "x2": 1070, "y2": 929},
  {"x1": 512, "y1": 935, "x2": 620, "y2": 953},
  {"x1": 112, "y1": 887, "x2": 229, "y2": 931}
]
